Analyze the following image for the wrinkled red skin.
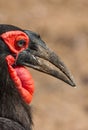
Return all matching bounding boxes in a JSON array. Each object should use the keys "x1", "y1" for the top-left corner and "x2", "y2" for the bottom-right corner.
[
  {"x1": 1, "y1": 31, "x2": 35, "y2": 104},
  {"x1": 1, "y1": 31, "x2": 29, "y2": 54}
]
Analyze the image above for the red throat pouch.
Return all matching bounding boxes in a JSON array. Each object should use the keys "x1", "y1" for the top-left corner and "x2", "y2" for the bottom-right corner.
[{"x1": 6, "y1": 55, "x2": 35, "y2": 104}]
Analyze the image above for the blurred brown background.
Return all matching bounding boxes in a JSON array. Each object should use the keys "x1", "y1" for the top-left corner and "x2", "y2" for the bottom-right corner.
[{"x1": 0, "y1": 0, "x2": 88, "y2": 130}]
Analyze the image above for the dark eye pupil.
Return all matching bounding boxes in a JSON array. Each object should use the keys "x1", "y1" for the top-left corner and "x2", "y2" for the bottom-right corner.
[{"x1": 17, "y1": 40, "x2": 26, "y2": 47}]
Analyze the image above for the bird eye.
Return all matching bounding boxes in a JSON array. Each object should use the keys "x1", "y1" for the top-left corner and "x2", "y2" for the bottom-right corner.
[{"x1": 17, "y1": 39, "x2": 26, "y2": 48}]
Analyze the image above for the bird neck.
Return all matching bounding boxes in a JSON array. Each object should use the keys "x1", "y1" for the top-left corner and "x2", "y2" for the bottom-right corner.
[{"x1": 0, "y1": 55, "x2": 33, "y2": 130}]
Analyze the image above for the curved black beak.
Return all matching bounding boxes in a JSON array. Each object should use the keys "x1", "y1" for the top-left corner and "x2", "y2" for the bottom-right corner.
[{"x1": 16, "y1": 30, "x2": 76, "y2": 87}]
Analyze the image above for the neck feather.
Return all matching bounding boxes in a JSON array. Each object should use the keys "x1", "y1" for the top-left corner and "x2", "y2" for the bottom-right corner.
[{"x1": 0, "y1": 54, "x2": 33, "y2": 130}]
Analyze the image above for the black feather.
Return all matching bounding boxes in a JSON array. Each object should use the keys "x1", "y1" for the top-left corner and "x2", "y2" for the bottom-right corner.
[
  {"x1": 0, "y1": 24, "x2": 23, "y2": 35},
  {"x1": 0, "y1": 31, "x2": 33, "y2": 130},
  {"x1": 0, "y1": 117, "x2": 25, "y2": 130}
]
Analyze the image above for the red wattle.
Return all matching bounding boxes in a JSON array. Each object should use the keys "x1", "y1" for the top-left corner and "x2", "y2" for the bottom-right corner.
[
  {"x1": 15, "y1": 66, "x2": 34, "y2": 103},
  {"x1": 6, "y1": 55, "x2": 34, "y2": 104}
]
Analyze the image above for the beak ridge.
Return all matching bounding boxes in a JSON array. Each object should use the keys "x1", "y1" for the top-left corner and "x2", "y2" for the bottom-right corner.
[{"x1": 16, "y1": 30, "x2": 76, "y2": 87}]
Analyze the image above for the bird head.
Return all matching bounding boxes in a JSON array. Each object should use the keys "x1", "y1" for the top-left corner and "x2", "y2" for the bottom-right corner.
[{"x1": 0, "y1": 24, "x2": 76, "y2": 104}]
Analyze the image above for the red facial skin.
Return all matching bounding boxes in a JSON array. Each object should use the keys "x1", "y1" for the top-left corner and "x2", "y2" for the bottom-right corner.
[
  {"x1": 1, "y1": 31, "x2": 35, "y2": 104},
  {"x1": 1, "y1": 31, "x2": 29, "y2": 54}
]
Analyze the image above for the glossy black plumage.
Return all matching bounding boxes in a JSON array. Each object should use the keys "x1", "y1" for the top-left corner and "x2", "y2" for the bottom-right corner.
[
  {"x1": 0, "y1": 24, "x2": 76, "y2": 130},
  {"x1": 0, "y1": 25, "x2": 33, "y2": 130}
]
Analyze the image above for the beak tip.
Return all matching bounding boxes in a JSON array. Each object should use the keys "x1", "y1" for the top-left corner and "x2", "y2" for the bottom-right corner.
[
  {"x1": 71, "y1": 83, "x2": 76, "y2": 87},
  {"x1": 69, "y1": 79, "x2": 76, "y2": 87},
  {"x1": 67, "y1": 73, "x2": 76, "y2": 87}
]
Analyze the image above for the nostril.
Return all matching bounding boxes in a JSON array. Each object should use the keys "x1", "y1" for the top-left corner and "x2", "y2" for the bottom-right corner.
[
  {"x1": 37, "y1": 34, "x2": 40, "y2": 39},
  {"x1": 29, "y1": 42, "x2": 38, "y2": 51}
]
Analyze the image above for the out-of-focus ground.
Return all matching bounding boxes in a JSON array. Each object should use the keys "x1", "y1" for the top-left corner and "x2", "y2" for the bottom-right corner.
[{"x1": 0, "y1": 0, "x2": 88, "y2": 130}]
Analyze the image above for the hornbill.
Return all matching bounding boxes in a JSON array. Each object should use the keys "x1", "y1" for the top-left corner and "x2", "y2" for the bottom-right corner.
[{"x1": 0, "y1": 24, "x2": 76, "y2": 130}]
